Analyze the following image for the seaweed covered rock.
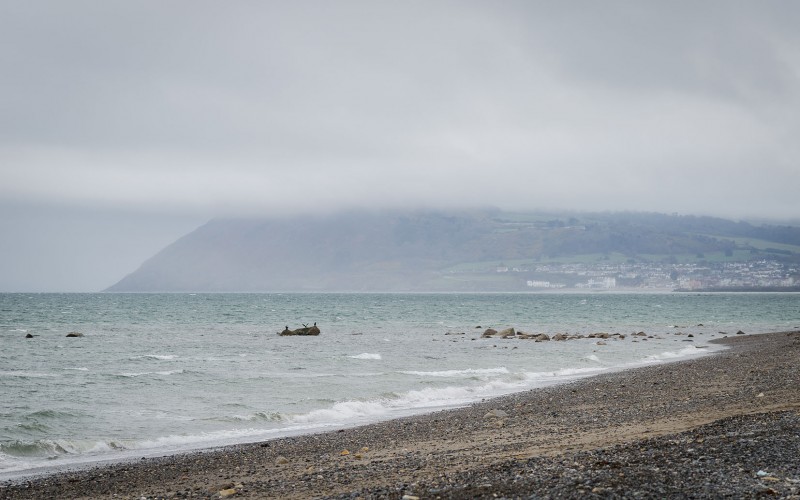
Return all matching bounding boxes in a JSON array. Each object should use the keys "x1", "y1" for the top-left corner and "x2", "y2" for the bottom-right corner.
[{"x1": 279, "y1": 325, "x2": 320, "y2": 336}]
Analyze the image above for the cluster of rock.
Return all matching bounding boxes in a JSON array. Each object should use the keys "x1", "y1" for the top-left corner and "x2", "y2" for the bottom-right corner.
[
  {"x1": 24, "y1": 332, "x2": 83, "y2": 338},
  {"x1": 279, "y1": 325, "x2": 320, "y2": 336},
  {"x1": 480, "y1": 327, "x2": 626, "y2": 342}
]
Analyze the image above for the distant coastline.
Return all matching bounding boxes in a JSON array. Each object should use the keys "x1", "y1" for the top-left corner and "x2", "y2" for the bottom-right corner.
[{"x1": 675, "y1": 285, "x2": 800, "y2": 292}]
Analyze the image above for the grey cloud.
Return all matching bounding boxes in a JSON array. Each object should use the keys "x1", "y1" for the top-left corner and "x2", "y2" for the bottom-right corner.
[
  {"x1": 3, "y1": 1, "x2": 800, "y2": 291},
  {"x1": 1, "y1": 1, "x2": 799, "y2": 220}
]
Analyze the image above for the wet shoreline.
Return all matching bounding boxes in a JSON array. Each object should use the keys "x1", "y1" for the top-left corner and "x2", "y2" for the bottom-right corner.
[{"x1": 2, "y1": 331, "x2": 799, "y2": 499}]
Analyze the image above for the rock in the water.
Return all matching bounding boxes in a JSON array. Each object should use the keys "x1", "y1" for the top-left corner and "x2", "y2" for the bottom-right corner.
[
  {"x1": 498, "y1": 327, "x2": 516, "y2": 338},
  {"x1": 65, "y1": 332, "x2": 84, "y2": 337},
  {"x1": 736, "y1": 330, "x2": 746, "y2": 335},
  {"x1": 279, "y1": 325, "x2": 321, "y2": 336},
  {"x1": 482, "y1": 328, "x2": 498, "y2": 338},
  {"x1": 25, "y1": 333, "x2": 34, "y2": 338},
  {"x1": 535, "y1": 333, "x2": 550, "y2": 341},
  {"x1": 552, "y1": 333, "x2": 568, "y2": 341}
]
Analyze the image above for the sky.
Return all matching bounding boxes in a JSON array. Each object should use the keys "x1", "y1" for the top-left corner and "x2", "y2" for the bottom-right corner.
[{"x1": 1, "y1": 1, "x2": 799, "y2": 291}]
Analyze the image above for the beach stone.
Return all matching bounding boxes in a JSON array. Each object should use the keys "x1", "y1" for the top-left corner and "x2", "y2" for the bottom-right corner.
[
  {"x1": 66, "y1": 332, "x2": 84, "y2": 337},
  {"x1": 219, "y1": 488, "x2": 237, "y2": 497},
  {"x1": 340, "y1": 449, "x2": 350, "y2": 456},
  {"x1": 482, "y1": 328, "x2": 498, "y2": 337},
  {"x1": 275, "y1": 455, "x2": 289, "y2": 465},
  {"x1": 484, "y1": 409, "x2": 508, "y2": 419}
]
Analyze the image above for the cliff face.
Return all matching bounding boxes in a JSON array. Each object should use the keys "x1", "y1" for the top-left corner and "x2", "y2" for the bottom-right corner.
[{"x1": 105, "y1": 210, "x2": 800, "y2": 292}]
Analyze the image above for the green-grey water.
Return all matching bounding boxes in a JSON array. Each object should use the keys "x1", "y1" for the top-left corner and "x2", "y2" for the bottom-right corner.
[{"x1": 2, "y1": 292, "x2": 798, "y2": 478}]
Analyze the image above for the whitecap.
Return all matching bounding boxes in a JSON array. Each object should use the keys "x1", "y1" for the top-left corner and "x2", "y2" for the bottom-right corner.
[
  {"x1": 0, "y1": 371, "x2": 58, "y2": 379},
  {"x1": 401, "y1": 367, "x2": 509, "y2": 377},
  {"x1": 349, "y1": 353, "x2": 382, "y2": 360},
  {"x1": 116, "y1": 370, "x2": 184, "y2": 378}
]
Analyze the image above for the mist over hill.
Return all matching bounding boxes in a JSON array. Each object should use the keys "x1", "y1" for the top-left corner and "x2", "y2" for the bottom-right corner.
[{"x1": 105, "y1": 210, "x2": 800, "y2": 292}]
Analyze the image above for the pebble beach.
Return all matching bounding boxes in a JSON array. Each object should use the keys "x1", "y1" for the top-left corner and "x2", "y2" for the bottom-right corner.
[{"x1": 2, "y1": 330, "x2": 798, "y2": 499}]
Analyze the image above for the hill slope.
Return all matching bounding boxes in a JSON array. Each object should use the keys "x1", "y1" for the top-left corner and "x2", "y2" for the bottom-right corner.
[{"x1": 105, "y1": 210, "x2": 800, "y2": 292}]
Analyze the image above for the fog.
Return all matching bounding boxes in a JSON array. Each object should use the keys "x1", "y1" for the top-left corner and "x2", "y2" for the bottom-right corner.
[{"x1": 1, "y1": 1, "x2": 799, "y2": 290}]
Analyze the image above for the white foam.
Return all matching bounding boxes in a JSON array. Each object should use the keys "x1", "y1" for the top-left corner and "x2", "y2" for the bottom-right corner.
[
  {"x1": 350, "y1": 353, "x2": 382, "y2": 360},
  {"x1": 644, "y1": 345, "x2": 708, "y2": 362},
  {"x1": 401, "y1": 367, "x2": 509, "y2": 378},
  {"x1": 291, "y1": 368, "x2": 598, "y2": 427},
  {"x1": 522, "y1": 366, "x2": 605, "y2": 380},
  {"x1": 0, "y1": 371, "x2": 58, "y2": 379},
  {"x1": 116, "y1": 370, "x2": 184, "y2": 378}
]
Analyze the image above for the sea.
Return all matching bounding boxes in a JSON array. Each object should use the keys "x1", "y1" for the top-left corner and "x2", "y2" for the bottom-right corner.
[{"x1": 2, "y1": 292, "x2": 799, "y2": 479}]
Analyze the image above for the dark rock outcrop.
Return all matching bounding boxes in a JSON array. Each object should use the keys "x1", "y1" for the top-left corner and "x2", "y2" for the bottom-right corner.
[{"x1": 279, "y1": 326, "x2": 321, "y2": 336}]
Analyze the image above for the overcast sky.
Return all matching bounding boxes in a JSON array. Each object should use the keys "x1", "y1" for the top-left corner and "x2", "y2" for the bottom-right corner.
[{"x1": 2, "y1": 1, "x2": 799, "y2": 291}]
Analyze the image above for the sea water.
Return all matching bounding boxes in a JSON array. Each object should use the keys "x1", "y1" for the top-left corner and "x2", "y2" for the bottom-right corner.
[{"x1": 1, "y1": 292, "x2": 799, "y2": 479}]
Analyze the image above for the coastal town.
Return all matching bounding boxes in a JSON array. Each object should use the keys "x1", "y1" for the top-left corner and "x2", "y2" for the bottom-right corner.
[{"x1": 507, "y1": 258, "x2": 800, "y2": 291}]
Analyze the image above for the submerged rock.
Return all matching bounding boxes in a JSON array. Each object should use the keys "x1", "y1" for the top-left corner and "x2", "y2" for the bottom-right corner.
[{"x1": 65, "y1": 332, "x2": 84, "y2": 337}]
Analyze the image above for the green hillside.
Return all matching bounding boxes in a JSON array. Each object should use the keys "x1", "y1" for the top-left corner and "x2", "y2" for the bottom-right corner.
[{"x1": 106, "y1": 210, "x2": 800, "y2": 292}]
